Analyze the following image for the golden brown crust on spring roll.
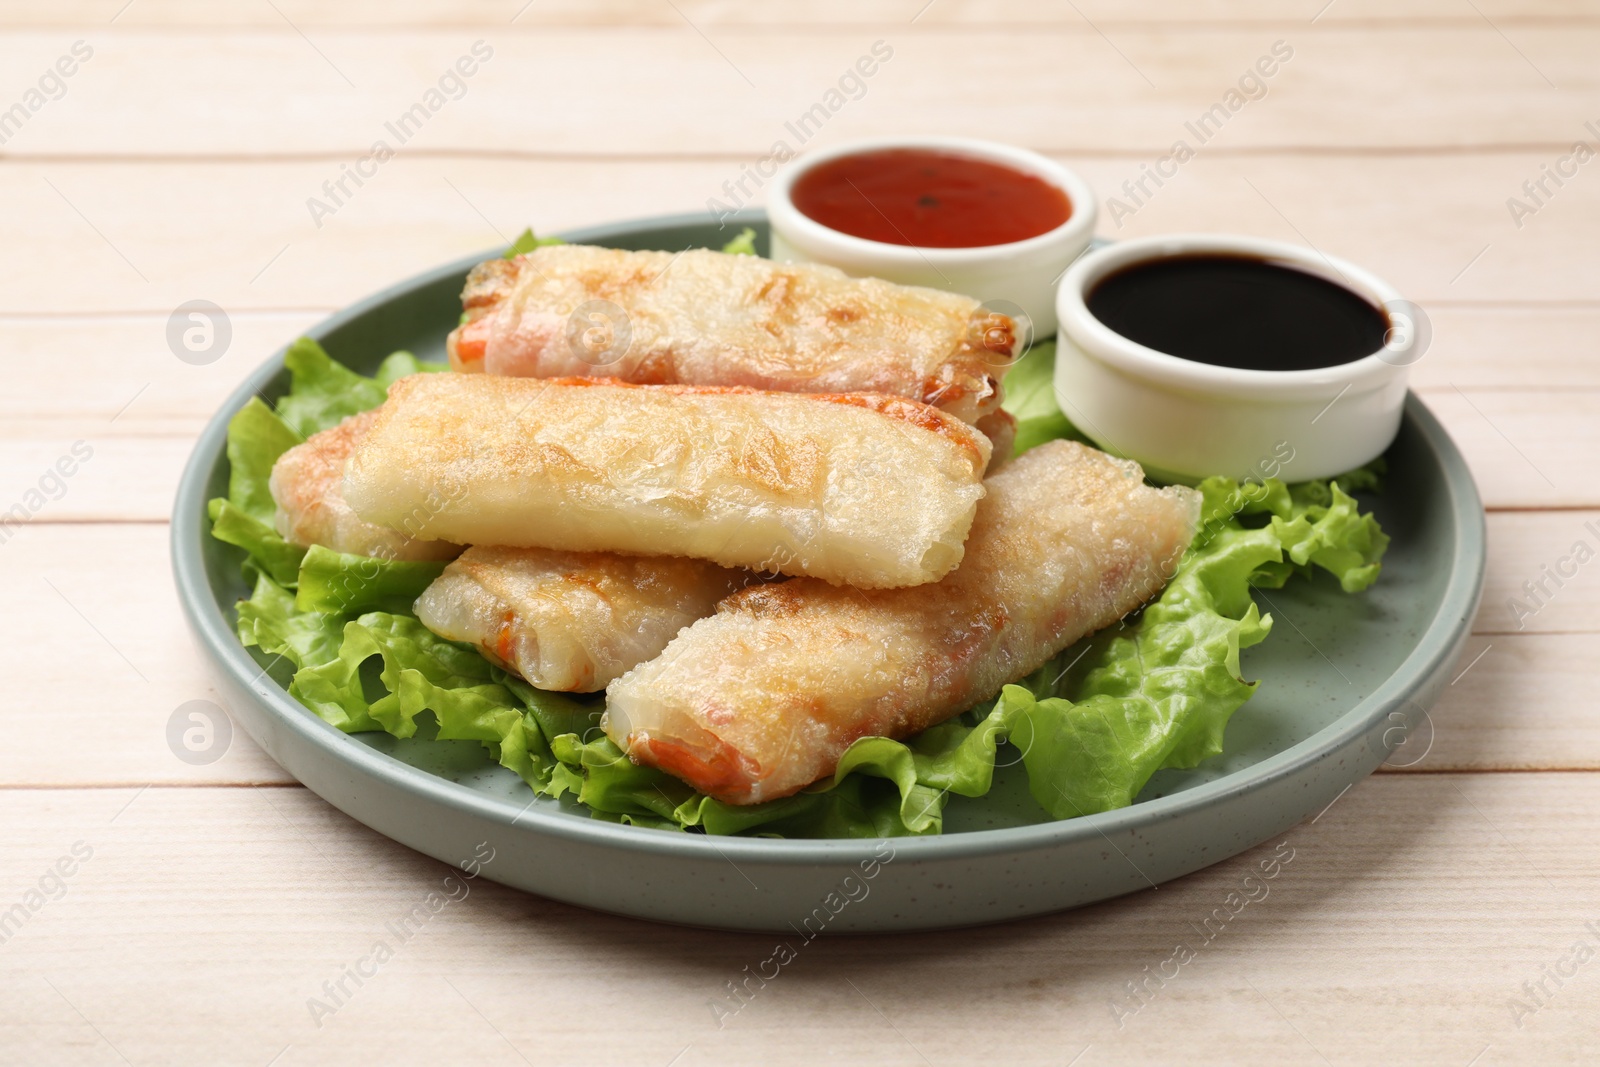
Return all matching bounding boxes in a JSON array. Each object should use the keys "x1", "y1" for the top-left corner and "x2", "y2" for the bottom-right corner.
[
  {"x1": 414, "y1": 546, "x2": 748, "y2": 692},
  {"x1": 974, "y1": 408, "x2": 1017, "y2": 473},
  {"x1": 268, "y1": 409, "x2": 461, "y2": 562},
  {"x1": 446, "y1": 245, "x2": 1018, "y2": 424},
  {"x1": 341, "y1": 374, "x2": 991, "y2": 589},
  {"x1": 603, "y1": 441, "x2": 1201, "y2": 804}
]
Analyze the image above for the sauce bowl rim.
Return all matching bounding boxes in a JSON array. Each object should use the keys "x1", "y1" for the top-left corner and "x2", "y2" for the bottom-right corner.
[{"x1": 1056, "y1": 232, "x2": 1414, "y2": 397}]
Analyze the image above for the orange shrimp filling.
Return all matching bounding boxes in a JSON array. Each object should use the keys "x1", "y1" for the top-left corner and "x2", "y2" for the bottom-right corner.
[
  {"x1": 448, "y1": 319, "x2": 491, "y2": 371},
  {"x1": 634, "y1": 734, "x2": 757, "y2": 802}
]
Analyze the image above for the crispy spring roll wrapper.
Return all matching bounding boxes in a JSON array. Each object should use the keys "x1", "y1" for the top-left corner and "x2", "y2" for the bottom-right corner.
[
  {"x1": 974, "y1": 408, "x2": 1017, "y2": 473},
  {"x1": 342, "y1": 374, "x2": 991, "y2": 589},
  {"x1": 604, "y1": 441, "x2": 1202, "y2": 805},
  {"x1": 268, "y1": 409, "x2": 462, "y2": 562},
  {"x1": 447, "y1": 245, "x2": 1019, "y2": 425},
  {"x1": 414, "y1": 546, "x2": 749, "y2": 693}
]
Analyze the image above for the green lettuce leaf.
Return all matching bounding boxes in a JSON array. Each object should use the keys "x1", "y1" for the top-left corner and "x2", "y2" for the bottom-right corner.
[
  {"x1": 294, "y1": 545, "x2": 450, "y2": 615},
  {"x1": 504, "y1": 227, "x2": 567, "y2": 259},
  {"x1": 208, "y1": 340, "x2": 446, "y2": 583},
  {"x1": 275, "y1": 338, "x2": 443, "y2": 439},
  {"x1": 223, "y1": 396, "x2": 301, "y2": 523},
  {"x1": 275, "y1": 337, "x2": 386, "y2": 437},
  {"x1": 1195, "y1": 474, "x2": 1390, "y2": 593},
  {"x1": 235, "y1": 571, "x2": 345, "y2": 673},
  {"x1": 1001, "y1": 341, "x2": 1084, "y2": 455},
  {"x1": 206, "y1": 397, "x2": 305, "y2": 585},
  {"x1": 207, "y1": 497, "x2": 305, "y2": 587},
  {"x1": 679, "y1": 774, "x2": 937, "y2": 838},
  {"x1": 720, "y1": 227, "x2": 758, "y2": 255},
  {"x1": 1008, "y1": 520, "x2": 1280, "y2": 815},
  {"x1": 288, "y1": 612, "x2": 554, "y2": 784}
]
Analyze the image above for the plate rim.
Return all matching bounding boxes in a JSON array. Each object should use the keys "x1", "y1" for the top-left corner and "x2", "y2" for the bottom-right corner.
[{"x1": 171, "y1": 208, "x2": 1488, "y2": 865}]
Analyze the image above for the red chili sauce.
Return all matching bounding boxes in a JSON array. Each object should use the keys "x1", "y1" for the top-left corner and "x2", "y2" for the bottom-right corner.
[{"x1": 790, "y1": 148, "x2": 1072, "y2": 249}]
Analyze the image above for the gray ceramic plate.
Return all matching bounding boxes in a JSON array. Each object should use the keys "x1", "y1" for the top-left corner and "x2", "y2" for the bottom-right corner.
[{"x1": 172, "y1": 211, "x2": 1486, "y2": 933}]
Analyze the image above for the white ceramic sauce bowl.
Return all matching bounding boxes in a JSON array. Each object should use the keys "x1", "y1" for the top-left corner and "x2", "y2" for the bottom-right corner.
[
  {"x1": 1054, "y1": 233, "x2": 1419, "y2": 484},
  {"x1": 768, "y1": 136, "x2": 1098, "y2": 337}
]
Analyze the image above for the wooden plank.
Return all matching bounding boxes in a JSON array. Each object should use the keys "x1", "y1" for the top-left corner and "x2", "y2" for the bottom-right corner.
[
  {"x1": 0, "y1": 516, "x2": 1592, "y2": 790},
  {"x1": 1478, "y1": 509, "x2": 1600, "y2": 633},
  {"x1": 2, "y1": 153, "x2": 1598, "y2": 318},
  {"x1": 0, "y1": 522, "x2": 297, "y2": 788},
  {"x1": 1408, "y1": 305, "x2": 1600, "y2": 392},
  {"x1": 0, "y1": 430, "x2": 192, "y2": 523},
  {"x1": 7, "y1": 1, "x2": 1600, "y2": 28},
  {"x1": 0, "y1": 773, "x2": 1595, "y2": 1064},
  {"x1": 0, "y1": 159, "x2": 729, "y2": 319},
  {"x1": 1409, "y1": 391, "x2": 1599, "y2": 511},
  {"x1": 0, "y1": 28, "x2": 1595, "y2": 162},
  {"x1": 0, "y1": 311, "x2": 326, "y2": 427},
  {"x1": 1393, "y1": 632, "x2": 1600, "y2": 772}
]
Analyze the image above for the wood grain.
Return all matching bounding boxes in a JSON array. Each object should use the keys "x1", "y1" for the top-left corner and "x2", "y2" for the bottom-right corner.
[
  {"x1": 0, "y1": 522, "x2": 296, "y2": 789},
  {"x1": 2, "y1": 151, "x2": 1598, "y2": 319},
  {"x1": 12, "y1": 1, "x2": 1600, "y2": 28},
  {"x1": 0, "y1": 774, "x2": 1596, "y2": 1065},
  {"x1": 1410, "y1": 391, "x2": 1598, "y2": 510},
  {"x1": 1478, "y1": 510, "x2": 1600, "y2": 633},
  {"x1": 1394, "y1": 632, "x2": 1600, "y2": 771},
  {"x1": 0, "y1": 28, "x2": 1594, "y2": 162}
]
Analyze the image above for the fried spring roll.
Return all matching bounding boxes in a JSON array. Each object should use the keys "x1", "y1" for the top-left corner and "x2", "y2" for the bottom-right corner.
[
  {"x1": 414, "y1": 546, "x2": 748, "y2": 692},
  {"x1": 268, "y1": 409, "x2": 461, "y2": 562},
  {"x1": 447, "y1": 245, "x2": 1019, "y2": 424},
  {"x1": 974, "y1": 409, "x2": 1017, "y2": 473},
  {"x1": 604, "y1": 441, "x2": 1201, "y2": 804},
  {"x1": 342, "y1": 374, "x2": 991, "y2": 589}
]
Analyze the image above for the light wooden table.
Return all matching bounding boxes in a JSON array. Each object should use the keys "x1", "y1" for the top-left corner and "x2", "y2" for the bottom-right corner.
[{"x1": 2, "y1": 2, "x2": 1597, "y2": 1063}]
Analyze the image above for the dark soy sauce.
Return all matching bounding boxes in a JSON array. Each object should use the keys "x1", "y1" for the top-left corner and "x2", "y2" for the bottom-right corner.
[{"x1": 1085, "y1": 254, "x2": 1390, "y2": 372}]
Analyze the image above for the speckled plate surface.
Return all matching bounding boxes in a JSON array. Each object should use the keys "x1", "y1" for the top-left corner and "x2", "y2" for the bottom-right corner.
[{"x1": 172, "y1": 212, "x2": 1486, "y2": 932}]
